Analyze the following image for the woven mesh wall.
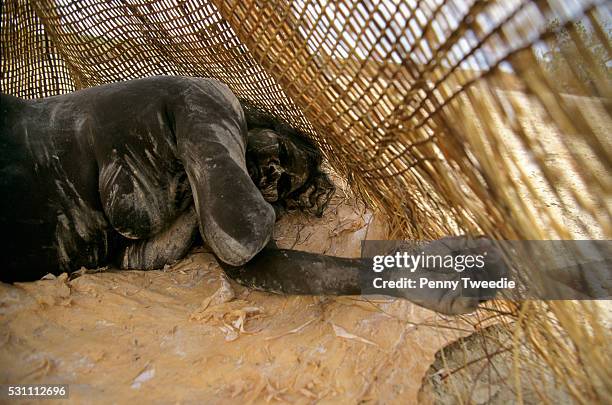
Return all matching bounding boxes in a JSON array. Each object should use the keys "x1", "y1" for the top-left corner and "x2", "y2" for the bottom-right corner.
[
  {"x1": 2, "y1": 0, "x2": 610, "y2": 241},
  {"x1": 1, "y1": 0, "x2": 611, "y2": 400}
]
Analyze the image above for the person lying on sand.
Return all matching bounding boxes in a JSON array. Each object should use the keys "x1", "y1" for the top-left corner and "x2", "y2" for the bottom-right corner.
[{"x1": 0, "y1": 76, "x2": 507, "y2": 314}]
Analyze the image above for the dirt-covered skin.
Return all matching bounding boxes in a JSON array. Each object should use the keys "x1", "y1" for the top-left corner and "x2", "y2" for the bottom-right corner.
[
  {"x1": 0, "y1": 76, "x2": 504, "y2": 314},
  {"x1": 1, "y1": 76, "x2": 276, "y2": 280}
]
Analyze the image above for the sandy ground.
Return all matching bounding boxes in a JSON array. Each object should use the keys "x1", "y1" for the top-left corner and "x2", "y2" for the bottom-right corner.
[
  {"x1": 0, "y1": 185, "x2": 480, "y2": 404},
  {"x1": 415, "y1": 88, "x2": 611, "y2": 403},
  {"x1": 0, "y1": 88, "x2": 608, "y2": 404}
]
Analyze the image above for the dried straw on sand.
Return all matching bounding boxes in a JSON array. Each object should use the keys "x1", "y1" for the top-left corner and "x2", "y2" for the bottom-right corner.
[
  {"x1": 1, "y1": 178, "x2": 485, "y2": 403},
  {"x1": 2, "y1": 0, "x2": 611, "y2": 402}
]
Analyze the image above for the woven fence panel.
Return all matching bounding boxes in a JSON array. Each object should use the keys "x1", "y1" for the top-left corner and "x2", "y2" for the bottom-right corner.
[
  {"x1": 2, "y1": 0, "x2": 609, "y2": 242},
  {"x1": 1, "y1": 0, "x2": 611, "y2": 400},
  {"x1": 1, "y1": 0, "x2": 76, "y2": 97}
]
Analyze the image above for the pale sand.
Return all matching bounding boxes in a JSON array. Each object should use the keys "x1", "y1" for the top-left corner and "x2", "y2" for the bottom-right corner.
[{"x1": 0, "y1": 176, "x2": 477, "y2": 404}]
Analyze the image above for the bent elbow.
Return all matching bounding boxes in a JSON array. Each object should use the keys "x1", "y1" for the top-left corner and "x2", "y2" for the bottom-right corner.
[{"x1": 205, "y1": 202, "x2": 275, "y2": 266}]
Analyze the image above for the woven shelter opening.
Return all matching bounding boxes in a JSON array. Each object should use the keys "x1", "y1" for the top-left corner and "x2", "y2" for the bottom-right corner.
[{"x1": 1, "y1": 0, "x2": 610, "y2": 403}]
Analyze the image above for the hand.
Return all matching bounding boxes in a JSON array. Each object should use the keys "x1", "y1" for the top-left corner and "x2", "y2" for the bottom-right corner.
[{"x1": 396, "y1": 236, "x2": 509, "y2": 315}]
